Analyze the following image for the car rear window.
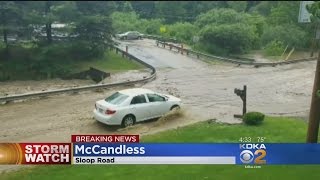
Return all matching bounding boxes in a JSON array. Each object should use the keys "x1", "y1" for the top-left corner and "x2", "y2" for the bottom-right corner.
[{"x1": 105, "y1": 92, "x2": 129, "y2": 105}]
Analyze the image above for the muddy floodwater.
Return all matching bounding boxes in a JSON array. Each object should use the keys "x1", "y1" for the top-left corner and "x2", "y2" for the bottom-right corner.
[
  {"x1": 0, "y1": 69, "x2": 151, "y2": 96},
  {"x1": 0, "y1": 39, "x2": 316, "y2": 172}
]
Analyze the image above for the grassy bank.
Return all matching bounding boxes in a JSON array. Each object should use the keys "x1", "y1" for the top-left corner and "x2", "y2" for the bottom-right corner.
[
  {"x1": 0, "y1": 45, "x2": 143, "y2": 81},
  {"x1": 2, "y1": 116, "x2": 320, "y2": 180},
  {"x1": 65, "y1": 50, "x2": 143, "y2": 74}
]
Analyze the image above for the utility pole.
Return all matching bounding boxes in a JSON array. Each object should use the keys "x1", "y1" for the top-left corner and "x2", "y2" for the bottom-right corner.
[
  {"x1": 306, "y1": 49, "x2": 320, "y2": 143},
  {"x1": 299, "y1": 1, "x2": 320, "y2": 143}
]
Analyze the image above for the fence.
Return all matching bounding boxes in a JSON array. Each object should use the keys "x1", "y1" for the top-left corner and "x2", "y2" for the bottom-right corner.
[{"x1": 155, "y1": 40, "x2": 317, "y2": 67}]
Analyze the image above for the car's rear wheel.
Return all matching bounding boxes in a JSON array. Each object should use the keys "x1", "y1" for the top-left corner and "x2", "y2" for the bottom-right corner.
[
  {"x1": 138, "y1": 36, "x2": 142, "y2": 40},
  {"x1": 121, "y1": 115, "x2": 135, "y2": 128},
  {"x1": 170, "y1": 105, "x2": 180, "y2": 111}
]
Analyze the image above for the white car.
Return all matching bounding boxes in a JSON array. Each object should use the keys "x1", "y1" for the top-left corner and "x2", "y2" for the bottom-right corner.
[{"x1": 93, "y1": 88, "x2": 182, "y2": 127}]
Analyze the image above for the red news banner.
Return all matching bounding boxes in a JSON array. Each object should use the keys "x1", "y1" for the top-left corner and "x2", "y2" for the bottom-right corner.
[
  {"x1": 0, "y1": 135, "x2": 139, "y2": 165},
  {"x1": 71, "y1": 134, "x2": 139, "y2": 143}
]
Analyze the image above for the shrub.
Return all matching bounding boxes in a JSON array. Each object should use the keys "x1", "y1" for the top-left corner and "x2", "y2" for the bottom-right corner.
[
  {"x1": 164, "y1": 22, "x2": 198, "y2": 43},
  {"x1": 243, "y1": 112, "x2": 265, "y2": 125},
  {"x1": 261, "y1": 25, "x2": 307, "y2": 49},
  {"x1": 264, "y1": 40, "x2": 285, "y2": 56},
  {"x1": 199, "y1": 23, "x2": 257, "y2": 55}
]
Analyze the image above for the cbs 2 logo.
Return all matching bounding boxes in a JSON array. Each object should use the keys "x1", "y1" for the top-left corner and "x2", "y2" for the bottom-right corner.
[{"x1": 240, "y1": 149, "x2": 266, "y2": 164}]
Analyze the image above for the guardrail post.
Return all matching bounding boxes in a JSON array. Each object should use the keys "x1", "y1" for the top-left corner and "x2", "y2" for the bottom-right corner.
[
  {"x1": 181, "y1": 44, "x2": 184, "y2": 55},
  {"x1": 126, "y1": 46, "x2": 128, "y2": 53},
  {"x1": 197, "y1": 54, "x2": 199, "y2": 59},
  {"x1": 169, "y1": 44, "x2": 172, "y2": 50},
  {"x1": 116, "y1": 48, "x2": 118, "y2": 54}
]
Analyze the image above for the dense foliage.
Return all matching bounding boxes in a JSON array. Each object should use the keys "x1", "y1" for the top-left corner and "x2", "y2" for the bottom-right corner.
[
  {"x1": 110, "y1": 1, "x2": 312, "y2": 55},
  {"x1": 0, "y1": 1, "x2": 115, "y2": 80}
]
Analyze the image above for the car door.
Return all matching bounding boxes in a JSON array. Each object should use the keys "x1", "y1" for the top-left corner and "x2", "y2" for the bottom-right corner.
[
  {"x1": 129, "y1": 94, "x2": 151, "y2": 122},
  {"x1": 127, "y1": 32, "x2": 134, "y2": 39},
  {"x1": 132, "y1": 32, "x2": 139, "y2": 39},
  {"x1": 146, "y1": 93, "x2": 169, "y2": 117}
]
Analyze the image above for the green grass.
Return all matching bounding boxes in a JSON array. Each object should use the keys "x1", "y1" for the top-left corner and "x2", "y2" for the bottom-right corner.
[
  {"x1": 2, "y1": 116, "x2": 320, "y2": 180},
  {"x1": 143, "y1": 116, "x2": 313, "y2": 143},
  {"x1": 0, "y1": 49, "x2": 143, "y2": 81},
  {"x1": 71, "y1": 50, "x2": 143, "y2": 74}
]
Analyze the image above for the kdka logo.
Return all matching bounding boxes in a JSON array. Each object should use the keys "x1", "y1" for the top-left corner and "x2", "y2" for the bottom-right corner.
[{"x1": 239, "y1": 144, "x2": 267, "y2": 164}]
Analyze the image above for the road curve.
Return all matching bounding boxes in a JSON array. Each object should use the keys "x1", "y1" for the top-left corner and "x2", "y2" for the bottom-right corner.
[{"x1": 120, "y1": 39, "x2": 314, "y2": 120}]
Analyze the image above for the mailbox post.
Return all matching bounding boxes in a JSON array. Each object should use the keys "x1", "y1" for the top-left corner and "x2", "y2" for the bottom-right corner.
[
  {"x1": 234, "y1": 85, "x2": 247, "y2": 118},
  {"x1": 181, "y1": 44, "x2": 184, "y2": 55}
]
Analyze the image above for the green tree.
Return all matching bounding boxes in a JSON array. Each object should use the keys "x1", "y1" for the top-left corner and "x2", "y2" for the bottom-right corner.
[
  {"x1": 195, "y1": 8, "x2": 261, "y2": 54},
  {"x1": 154, "y1": 1, "x2": 187, "y2": 24},
  {"x1": 264, "y1": 40, "x2": 285, "y2": 56},
  {"x1": 267, "y1": 1, "x2": 300, "y2": 25},
  {"x1": 74, "y1": 1, "x2": 114, "y2": 58},
  {"x1": 250, "y1": 1, "x2": 278, "y2": 16},
  {"x1": 139, "y1": 18, "x2": 164, "y2": 35},
  {"x1": 307, "y1": 1, "x2": 320, "y2": 21},
  {"x1": 111, "y1": 12, "x2": 140, "y2": 33},
  {"x1": 111, "y1": 11, "x2": 164, "y2": 35},
  {"x1": 165, "y1": 22, "x2": 198, "y2": 43},
  {"x1": 0, "y1": 1, "x2": 22, "y2": 49},
  {"x1": 122, "y1": 1, "x2": 133, "y2": 12},
  {"x1": 199, "y1": 23, "x2": 257, "y2": 55},
  {"x1": 131, "y1": 1, "x2": 156, "y2": 19},
  {"x1": 25, "y1": 1, "x2": 62, "y2": 44},
  {"x1": 196, "y1": 8, "x2": 246, "y2": 28},
  {"x1": 261, "y1": 24, "x2": 307, "y2": 48},
  {"x1": 227, "y1": 1, "x2": 247, "y2": 12}
]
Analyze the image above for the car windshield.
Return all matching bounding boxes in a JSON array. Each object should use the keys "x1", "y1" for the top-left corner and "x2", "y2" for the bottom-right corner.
[{"x1": 105, "y1": 92, "x2": 129, "y2": 105}]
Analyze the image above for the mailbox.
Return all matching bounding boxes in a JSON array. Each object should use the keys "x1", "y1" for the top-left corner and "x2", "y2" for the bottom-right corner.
[{"x1": 234, "y1": 85, "x2": 247, "y2": 117}]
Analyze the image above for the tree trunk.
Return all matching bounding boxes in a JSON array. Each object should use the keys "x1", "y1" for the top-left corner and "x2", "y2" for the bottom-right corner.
[
  {"x1": 3, "y1": 28, "x2": 8, "y2": 48},
  {"x1": 2, "y1": 27, "x2": 9, "y2": 60},
  {"x1": 306, "y1": 50, "x2": 320, "y2": 143},
  {"x1": 1, "y1": 10, "x2": 8, "y2": 50},
  {"x1": 46, "y1": 23, "x2": 52, "y2": 44},
  {"x1": 45, "y1": 2, "x2": 52, "y2": 44}
]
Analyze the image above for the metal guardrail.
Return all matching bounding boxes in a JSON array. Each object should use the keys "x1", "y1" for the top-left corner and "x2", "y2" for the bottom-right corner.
[
  {"x1": 155, "y1": 41, "x2": 317, "y2": 67},
  {"x1": 0, "y1": 46, "x2": 156, "y2": 103},
  {"x1": 144, "y1": 34, "x2": 180, "y2": 44}
]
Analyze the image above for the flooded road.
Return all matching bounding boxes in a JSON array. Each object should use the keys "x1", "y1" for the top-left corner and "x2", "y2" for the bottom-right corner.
[
  {"x1": 0, "y1": 39, "x2": 315, "y2": 172},
  {"x1": 0, "y1": 69, "x2": 150, "y2": 96},
  {"x1": 120, "y1": 39, "x2": 314, "y2": 122}
]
